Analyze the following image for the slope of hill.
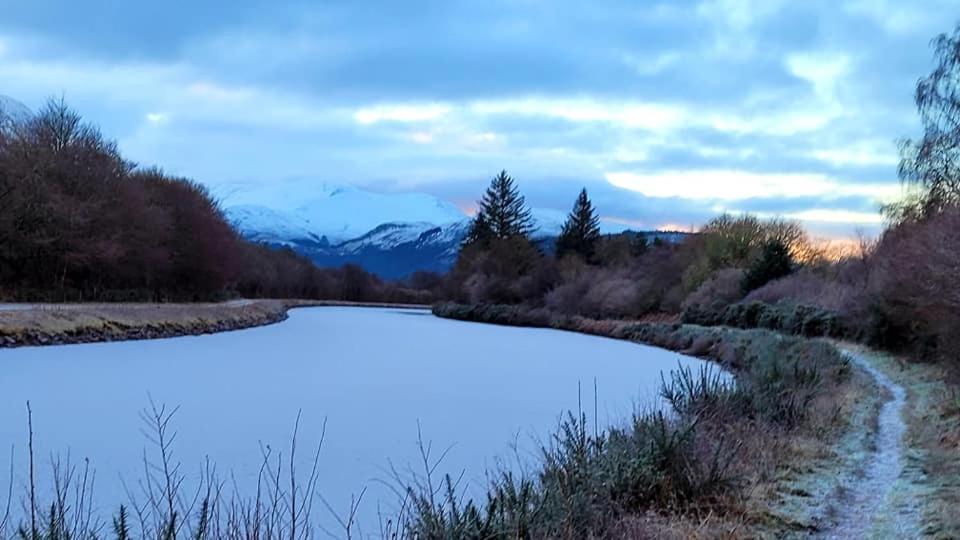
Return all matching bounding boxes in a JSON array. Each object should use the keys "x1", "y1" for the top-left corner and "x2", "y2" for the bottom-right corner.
[
  {"x1": 0, "y1": 95, "x2": 31, "y2": 129},
  {"x1": 219, "y1": 181, "x2": 467, "y2": 244},
  {"x1": 221, "y1": 182, "x2": 685, "y2": 279}
]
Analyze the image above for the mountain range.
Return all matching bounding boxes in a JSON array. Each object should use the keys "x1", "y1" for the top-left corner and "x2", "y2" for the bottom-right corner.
[
  {"x1": 0, "y1": 95, "x2": 32, "y2": 129},
  {"x1": 219, "y1": 182, "x2": 687, "y2": 279}
]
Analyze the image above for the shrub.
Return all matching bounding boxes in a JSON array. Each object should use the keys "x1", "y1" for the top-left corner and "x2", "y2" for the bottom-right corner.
[
  {"x1": 430, "y1": 303, "x2": 853, "y2": 537},
  {"x1": 682, "y1": 214, "x2": 811, "y2": 292},
  {"x1": 682, "y1": 268, "x2": 746, "y2": 311},
  {"x1": 863, "y1": 206, "x2": 960, "y2": 361},
  {"x1": 682, "y1": 300, "x2": 850, "y2": 340},
  {"x1": 402, "y1": 389, "x2": 743, "y2": 539},
  {"x1": 744, "y1": 262, "x2": 868, "y2": 319},
  {"x1": 741, "y1": 240, "x2": 794, "y2": 293}
]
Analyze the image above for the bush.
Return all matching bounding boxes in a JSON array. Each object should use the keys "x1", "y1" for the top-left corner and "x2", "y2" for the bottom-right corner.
[
  {"x1": 862, "y1": 207, "x2": 960, "y2": 361},
  {"x1": 681, "y1": 215, "x2": 811, "y2": 292},
  {"x1": 741, "y1": 240, "x2": 794, "y2": 293},
  {"x1": 402, "y1": 380, "x2": 743, "y2": 538},
  {"x1": 429, "y1": 302, "x2": 853, "y2": 537},
  {"x1": 682, "y1": 300, "x2": 849, "y2": 340},
  {"x1": 682, "y1": 268, "x2": 746, "y2": 311}
]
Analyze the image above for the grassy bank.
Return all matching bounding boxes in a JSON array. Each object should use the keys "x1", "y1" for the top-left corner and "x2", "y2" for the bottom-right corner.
[
  {"x1": 0, "y1": 300, "x2": 429, "y2": 348},
  {"x1": 429, "y1": 302, "x2": 875, "y2": 537}
]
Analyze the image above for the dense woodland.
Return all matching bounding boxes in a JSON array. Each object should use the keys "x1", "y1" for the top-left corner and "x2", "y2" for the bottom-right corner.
[{"x1": 0, "y1": 100, "x2": 429, "y2": 304}]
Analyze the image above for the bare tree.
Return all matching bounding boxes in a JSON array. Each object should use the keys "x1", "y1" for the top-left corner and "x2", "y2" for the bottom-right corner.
[{"x1": 893, "y1": 25, "x2": 960, "y2": 220}]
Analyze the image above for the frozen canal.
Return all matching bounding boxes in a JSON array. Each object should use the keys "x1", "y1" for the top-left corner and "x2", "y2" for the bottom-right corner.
[{"x1": 0, "y1": 307, "x2": 714, "y2": 536}]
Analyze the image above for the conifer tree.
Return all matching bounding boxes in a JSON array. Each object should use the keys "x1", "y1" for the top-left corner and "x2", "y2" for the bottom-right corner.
[
  {"x1": 463, "y1": 210, "x2": 493, "y2": 247},
  {"x1": 556, "y1": 188, "x2": 601, "y2": 260},
  {"x1": 741, "y1": 239, "x2": 794, "y2": 293},
  {"x1": 467, "y1": 170, "x2": 535, "y2": 244}
]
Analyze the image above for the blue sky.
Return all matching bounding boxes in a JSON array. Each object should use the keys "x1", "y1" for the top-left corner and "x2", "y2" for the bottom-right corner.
[{"x1": 1, "y1": 0, "x2": 954, "y2": 236}]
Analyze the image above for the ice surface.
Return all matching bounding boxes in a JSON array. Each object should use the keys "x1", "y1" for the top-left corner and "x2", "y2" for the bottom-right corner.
[{"x1": 0, "y1": 308, "x2": 713, "y2": 536}]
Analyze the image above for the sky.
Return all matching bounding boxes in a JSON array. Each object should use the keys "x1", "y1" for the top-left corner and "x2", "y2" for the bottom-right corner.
[{"x1": 0, "y1": 0, "x2": 955, "y2": 237}]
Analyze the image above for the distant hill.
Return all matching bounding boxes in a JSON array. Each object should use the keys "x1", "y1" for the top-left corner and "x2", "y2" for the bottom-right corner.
[
  {"x1": 216, "y1": 180, "x2": 683, "y2": 279},
  {"x1": 223, "y1": 184, "x2": 690, "y2": 279},
  {"x1": 0, "y1": 95, "x2": 31, "y2": 129}
]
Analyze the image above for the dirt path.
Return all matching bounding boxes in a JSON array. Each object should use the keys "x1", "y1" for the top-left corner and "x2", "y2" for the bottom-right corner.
[{"x1": 820, "y1": 349, "x2": 922, "y2": 539}]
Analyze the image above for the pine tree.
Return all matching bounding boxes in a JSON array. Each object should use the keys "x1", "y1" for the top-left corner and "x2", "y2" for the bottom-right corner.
[
  {"x1": 463, "y1": 210, "x2": 493, "y2": 247},
  {"x1": 556, "y1": 188, "x2": 601, "y2": 261},
  {"x1": 113, "y1": 506, "x2": 131, "y2": 540},
  {"x1": 742, "y1": 240, "x2": 794, "y2": 293},
  {"x1": 476, "y1": 170, "x2": 535, "y2": 240}
]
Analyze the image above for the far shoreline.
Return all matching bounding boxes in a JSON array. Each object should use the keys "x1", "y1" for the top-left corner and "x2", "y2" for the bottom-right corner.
[{"x1": 0, "y1": 299, "x2": 430, "y2": 348}]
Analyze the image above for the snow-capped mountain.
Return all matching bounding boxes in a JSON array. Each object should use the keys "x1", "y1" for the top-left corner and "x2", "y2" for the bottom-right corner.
[
  {"x1": 220, "y1": 181, "x2": 678, "y2": 279},
  {"x1": 227, "y1": 205, "x2": 326, "y2": 246},
  {"x1": 219, "y1": 181, "x2": 474, "y2": 277},
  {"x1": 0, "y1": 95, "x2": 31, "y2": 129},
  {"x1": 219, "y1": 180, "x2": 467, "y2": 244},
  {"x1": 302, "y1": 220, "x2": 473, "y2": 278}
]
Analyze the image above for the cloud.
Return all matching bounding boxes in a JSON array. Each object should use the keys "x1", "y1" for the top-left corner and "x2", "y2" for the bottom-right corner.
[
  {"x1": 843, "y1": 0, "x2": 951, "y2": 35},
  {"x1": 145, "y1": 112, "x2": 169, "y2": 124},
  {"x1": 604, "y1": 169, "x2": 899, "y2": 202},
  {"x1": 810, "y1": 142, "x2": 899, "y2": 167},
  {"x1": 469, "y1": 97, "x2": 688, "y2": 131},
  {"x1": 1, "y1": 0, "x2": 944, "y2": 237},
  {"x1": 779, "y1": 209, "x2": 884, "y2": 224},
  {"x1": 785, "y1": 52, "x2": 851, "y2": 97},
  {"x1": 407, "y1": 131, "x2": 434, "y2": 144},
  {"x1": 354, "y1": 103, "x2": 452, "y2": 125}
]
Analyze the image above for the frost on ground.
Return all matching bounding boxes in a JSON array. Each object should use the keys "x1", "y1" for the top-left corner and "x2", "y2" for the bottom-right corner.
[{"x1": 817, "y1": 349, "x2": 924, "y2": 540}]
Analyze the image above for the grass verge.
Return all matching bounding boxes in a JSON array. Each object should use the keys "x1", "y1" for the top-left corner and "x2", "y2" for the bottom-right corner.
[{"x1": 429, "y1": 302, "x2": 871, "y2": 538}]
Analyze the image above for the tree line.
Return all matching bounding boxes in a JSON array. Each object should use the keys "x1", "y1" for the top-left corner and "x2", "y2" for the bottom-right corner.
[
  {"x1": 445, "y1": 168, "x2": 799, "y2": 314},
  {"x1": 443, "y1": 23, "x2": 960, "y2": 369},
  {"x1": 0, "y1": 99, "x2": 427, "y2": 303}
]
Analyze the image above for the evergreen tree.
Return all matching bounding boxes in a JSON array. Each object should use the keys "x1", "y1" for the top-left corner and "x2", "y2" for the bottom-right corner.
[
  {"x1": 463, "y1": 210, "x2": 493, "y2": 247},
  {"x1": 556, "y1": 188, "x2": 601, "y2": 261},
  {"x1": 742, "y1": 240, "x2": 794, "y2": 293},
  {"x1": 630, "y1": 234, "x2": 649, "y2": 257},
  {"x1": 476, "y1": 170, "x2": 535, "y2": 240},
  {"x1": 113, "y1": 506, "x2": 132, "y2": 540}
]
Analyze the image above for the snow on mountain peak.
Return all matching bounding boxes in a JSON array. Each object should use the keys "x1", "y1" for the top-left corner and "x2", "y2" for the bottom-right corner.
[
  {"x1": 219, "y1": 180, "x2": 467, "y2": 244},
  {"x1": 531, "y1": 207, "x2": 630, "y2": 236},
  {"x1": 0, "y1": 95, "x2": 31, "y2": 128}
]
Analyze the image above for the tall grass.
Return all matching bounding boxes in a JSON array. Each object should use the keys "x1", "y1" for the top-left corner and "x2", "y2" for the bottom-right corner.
[
  {"x1": 398, "y1": 334, "x2": 847, "y2": 538},
  {"x1": 431, "y1": 302, "x2": 856, "y2": 536},
  {"x1": 2, "y1": 401, "x2": 331, "y2": 540}
]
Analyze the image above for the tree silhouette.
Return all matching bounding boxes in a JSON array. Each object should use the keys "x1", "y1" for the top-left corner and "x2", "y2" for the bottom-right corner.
[
  {"x1": 469, "y1": 170, "x2": 535, "y2": 242},
  {"x1": 0, "y1": 97, "x2": 425, "y2": 303},
  {"x1": 556, "y1": 188, "x2": 601, "y2": 261},
  {"x1": 892, "y1": 24, "x2": 960, "y2": 220},
  {"x1": 463, "y1": 210, "x2": 493, "y2": 248},
  {"x1": 741, "y1": 240, "x2": 794, "y2": 293}
]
